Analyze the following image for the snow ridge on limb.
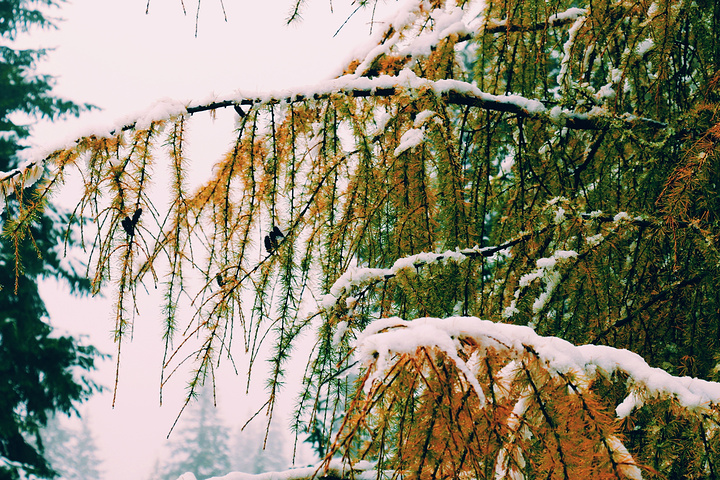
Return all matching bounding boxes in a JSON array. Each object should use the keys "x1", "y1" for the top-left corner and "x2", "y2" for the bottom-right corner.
[
  {"x1": 199, "y1": 459, "x2": 374, "y2": 480},
  {"x1": 0, "y1": 76, "x2": 664, "y2": 218},
  {"x1": 355, "y1": 316, "x2": 720, "y2": 415},
  {"x1": 319, "y1": 206, "x2": 692, "y2": 314},
  {"x1": 336, "y1": 316, "x2": 719, "y2": 479}
]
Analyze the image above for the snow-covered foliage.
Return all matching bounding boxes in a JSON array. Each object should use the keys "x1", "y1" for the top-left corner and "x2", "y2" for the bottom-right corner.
[{"x1": 3, "y1": 0, "x2": 720, "y2": 478}]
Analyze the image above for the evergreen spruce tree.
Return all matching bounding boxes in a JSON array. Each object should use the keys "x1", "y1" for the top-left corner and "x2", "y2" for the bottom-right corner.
[
  {"x1": 69, "y1": 418, "x2": 103, "y2": 480},
  {"x1": 0, "y1": 1, "x2": 100, "y2": 478},
  {"x1": 231, "y1": 421, "x2": 288, "y2": 474},
  {"x1": 4, "y1": 0, "x2": 720, "y2": 478},
  {"x1": 155, "y1": 387, "x2": 232, "y2": 480},
  {"x1": 38, "y1": 415, "x2": 74, "y2": 479},
  {"x1": 42, "y1": 414, "x2": 104, "y2": 480}
]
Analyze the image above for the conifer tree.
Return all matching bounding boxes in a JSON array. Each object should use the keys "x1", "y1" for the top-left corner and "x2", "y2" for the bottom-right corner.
[
  {"x1": 4, "y1": 0, "x2": 720, "y2": 478},
  {"x1": 42, "y1": 414, "x2": 104, "y2": 480},
  {"x1": 0, "y1": 1, "x2": 100, "y2": 478},
  {"x1": 231, "y1": 421, "x2": 288, "y2": 474},
  {"x1": 154, "y1": 387, "x2": 232, "y2": 480}
]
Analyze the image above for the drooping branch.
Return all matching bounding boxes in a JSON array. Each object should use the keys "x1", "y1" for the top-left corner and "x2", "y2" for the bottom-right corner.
[
  {"x1": 184, "y1": 76, "x2": 667, "y2": 131},
  {"x1": 591, "y1": 273, "x2": 708, "y2": 343},
  {"x1": 318, "y1": 206, "x2": 703, "y2": 311},
  {"x1": 0, "y1": 74, "x2": 669, "y2": 206},
  {"x1": 355, "y1": 316, "x2": 720, "y2": 418},
  {"x1": 326, "y1": 315, "x2": 706, "y2": 478}
]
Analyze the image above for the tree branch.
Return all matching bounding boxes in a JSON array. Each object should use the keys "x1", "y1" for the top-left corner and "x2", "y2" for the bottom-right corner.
[
  {"x1": 591, "y1": 273, "x2": 707, "y2": 344},
  {"x1": 180, "y1": 82, "x2": 666, "y2": 132}
]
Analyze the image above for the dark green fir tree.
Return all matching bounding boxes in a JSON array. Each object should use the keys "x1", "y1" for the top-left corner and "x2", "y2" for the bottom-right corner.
[{"x1": 0, "y1": 1, "x2": 100, "y2": 478}]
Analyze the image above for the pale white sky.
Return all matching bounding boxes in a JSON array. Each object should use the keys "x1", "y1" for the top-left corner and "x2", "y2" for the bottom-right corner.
[{"x1": 19, "y1": 1, "x2": 394, "y2": 478}]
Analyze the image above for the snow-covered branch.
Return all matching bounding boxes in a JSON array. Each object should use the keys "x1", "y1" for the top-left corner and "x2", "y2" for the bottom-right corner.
[
  {"x1": 356, "y1": 316, "x2": 720, "y2": 417},
  {"x1": 0, "y1": 71, "x2": 668, "y2": 215},
  {"x1": 184, "y1": 73, "x2": 667, "y2": 132},
  {"x1": 319, "y1": 207, "x2": 692, "y2": 311},
  {"x1": 198, "y1": 459, "x2": 372, "y2": 480},
  {"x1": 484, "y1": 7, "x2": 587, "y2": 34}
]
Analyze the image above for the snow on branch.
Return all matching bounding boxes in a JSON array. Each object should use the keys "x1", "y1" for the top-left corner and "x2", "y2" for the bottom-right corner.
[
  {"x1": 483, "y1": 6, "x2": 587, "y2": 34},
  {"x1": 0, "y1": 71, "x2": 667, "y2": 215},
  {"x1": 316, "y1": 314, "x2": 720, "y2": 478},
  {"x1": 356, "y1": 315, "x2": 720, "y2": 419},
  {"x1": 181, "y1": 72, "x2": 667, "y2": 131},
  {"x1": 320, "y1": 243, "x2": 520, "y2": 311},
  {"x1": 319, "y1": 207, "x2": 693, "y2": 312},
  {"x1": 198, "y1": 459, "x2": 373, "y2": 480}
]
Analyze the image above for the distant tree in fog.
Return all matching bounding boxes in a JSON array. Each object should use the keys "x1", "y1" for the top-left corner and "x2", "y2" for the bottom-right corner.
[
  {"x1": 231, "y1": 421, "x2": 288, "y2": 474},
  {"x1": 153, "y1": 388, "x2": 232, "y2": 480},
  {"x1": 42, "y1": 414, "x2": 103, "y2": 480}
]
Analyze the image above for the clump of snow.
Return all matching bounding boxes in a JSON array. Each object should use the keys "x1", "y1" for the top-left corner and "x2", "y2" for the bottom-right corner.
[
  {"x1": 519, "y1": 270, "x2": 543, "y2": 287},
  {"x1": 554, "y1": 250, "x2": 578, "y2": 260},
  {"x1": 557, "y1": 16, "x2": 587, "y2": 90},
  {"x1": 332, "y1": 0, "x2": 416, "y2": 78},
  {"x1": 647, "y1": 2, "x2": 659, "y2": 19},
  {"x1": 135, "y1": 98, "x2": 187, "y2": 131},
  {"x1": 405, "y1": 5, "x2": 467, "y2": 57},
  {"x1": 548, "y1": 7, "x2": 587, "y2": 23},
  {"x1": 203, "y1": 458, "x2": 373, "y2": 480},
  {"x1": 0, "y1": 159, "x2": 48, "y2": 215},
  {"x1": 321, "y1": 248, "x2": 476, "y2": 309},
  {"x1": 549, "y1": 106, "x2": 568, "y2": 126},
  {"x1": 613, "y1": 211, "x2": 631, "y2": 222},
  {"x1": 333, "y1": 320, "x2": 349, "y2": 347},
  {"x1": 502, "y1": 303, "x2": 520, "y2": 319},
  {"x1": 495, "y1": 444, "x2": 526, "y2": 480},
  {"x1": 394, "y1": 128, "x2": 425, "y2": 155},
  {"x1": 616, "y1": 388, "x2": 644, "y2": 418},
  {"x1": 491, "y1": 153, "x2": 515, "y2": 181},
  {"x1": 585, "y1": 233, "x2": 604, "y2": 247},
  {"x1": 413, "y1": 110, "x2": 436, "y2": 127},
  {"x1": 538, "y1": 256, "x2": 559, "y2": 269},
  {"x1": 0, "y1": 130, "x2": 19, "y2": 142},
  {"x1": 606, "y1": 436, "x2": 643, "y2": 480},
  {"x1": 636, "y1": 38, "x2": 655, "y2": 56},
  {"x1": 532, "y1": 269, "x2": 561, "y2": 313},
  {"x1": 499, "y1": 154, "x2": 515, "y2": 175},
  {"x1": 512, "y1": 249, "x2": 578, "y2": 316},
  {"x1": 16, "y1": 160, "x2": 44, "y2": 189},
  {"x1": 594, "y1": 83, "x2": 616, "y2": 101},
  {"x1": 465, "y1": 0, "x2": 490, "y2": 32},
  {"x1": 356, "y1": 316, "x2": 487, "y2": 405}
]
